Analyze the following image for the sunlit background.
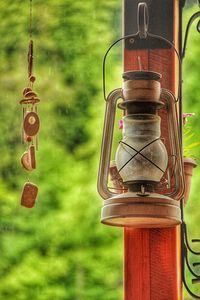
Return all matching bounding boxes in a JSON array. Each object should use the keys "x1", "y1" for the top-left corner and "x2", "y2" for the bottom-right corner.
[{"x1": 0, "y1": 1, "x2": 199, "y2": 299}]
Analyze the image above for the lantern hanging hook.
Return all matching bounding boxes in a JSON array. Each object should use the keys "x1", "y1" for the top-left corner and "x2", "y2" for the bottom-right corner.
[{"x1": 138, "y1": 2, "x2": 149, "y2": 38}]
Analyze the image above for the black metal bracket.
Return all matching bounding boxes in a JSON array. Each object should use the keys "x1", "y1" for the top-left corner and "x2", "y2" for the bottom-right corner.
[
  {"x1": 182, "y1": 11, "x2": 200, "y2": 59},
  {"x1": 124, "y1": 0, "x2": 174, "y2": 49},
  {"x1": 183, "y1": 222, "x2": 200, "y2": 256},
  {"x1": 180, "y1": 0, "x2": 186, "y2": 7},
  {"x1": 181, "y1": 202, "x2": 200, "y2": 299},
  {"x1": 181, "y1": 5, "x2": 200, "y2": 284},
  {"x1": 103, "y1": 3, "x2": 182, "y2": 101},
  {"x1": 182, "y1": 1, "x2": 200, "y2": 8}
]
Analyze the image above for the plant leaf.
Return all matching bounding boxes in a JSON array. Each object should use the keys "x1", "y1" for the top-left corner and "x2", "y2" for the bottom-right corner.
[{"x1": 187, "y1": 142, "x2": 200, "y2": 149}]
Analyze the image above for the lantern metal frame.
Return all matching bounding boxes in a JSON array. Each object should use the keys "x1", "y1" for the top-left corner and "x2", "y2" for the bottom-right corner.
[{"x1": 98, "y1": 88, "x2": 185, "y2": 202}]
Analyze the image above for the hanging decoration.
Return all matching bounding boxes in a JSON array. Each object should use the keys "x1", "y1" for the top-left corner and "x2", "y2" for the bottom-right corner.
[
  {"x1": 98, "y1": 2, "x2": 185, "y2": 228},
  {"x1": 19, "y1": 0, "x2": 40, "y2": 208}
]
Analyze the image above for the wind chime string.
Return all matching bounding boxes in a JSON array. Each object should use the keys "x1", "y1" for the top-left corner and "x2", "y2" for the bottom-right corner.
[
  {"x1": 29, "y1": 0, "x2": 33, "y2": 39},
  {"x1": 28, "y1": 0, "x2": 36, "y2": 88}
]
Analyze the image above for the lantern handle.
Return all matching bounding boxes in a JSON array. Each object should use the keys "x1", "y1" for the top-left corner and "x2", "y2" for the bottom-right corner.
[
  {"x1": 98, "y1": 88, "x2": 123, "y2": 200},
  {"x1": 161, "y1": 88, "x2": 185, "y2": 200},
  {"x1": 103, "y1": 32, "x2": 181, "y2": 102}
]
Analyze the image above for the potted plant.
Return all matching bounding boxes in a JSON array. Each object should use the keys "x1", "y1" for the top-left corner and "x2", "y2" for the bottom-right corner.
[{"x1": 183, "y1": 113, "x2": 199, "y2": 204}]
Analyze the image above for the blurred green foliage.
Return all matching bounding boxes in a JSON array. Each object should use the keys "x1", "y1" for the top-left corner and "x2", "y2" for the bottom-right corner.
[
  {"x1": 0, "y1": 1, "x2": 123, "y2": 299},
  {"x1": 0, "y1": 1, "x2": 199, "y2": 299}
]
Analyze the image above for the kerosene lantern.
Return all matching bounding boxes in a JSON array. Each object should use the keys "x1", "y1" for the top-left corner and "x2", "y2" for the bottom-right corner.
[
  {"x1": 98, "y1": 1, "x2": 200, "y2": 298},
  {"x1": 98, "y1": 69, "x2": 185, "y2": 228}
]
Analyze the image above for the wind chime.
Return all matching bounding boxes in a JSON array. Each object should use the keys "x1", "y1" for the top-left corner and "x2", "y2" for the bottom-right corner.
[{"x1": 20, "y1": 0, "x2": 40, "y2": 208}]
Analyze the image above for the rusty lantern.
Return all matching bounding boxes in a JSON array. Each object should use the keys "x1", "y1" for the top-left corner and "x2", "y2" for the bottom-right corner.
[{"x1": 98, "y1": 70, "x2": 185, "y2": 228}]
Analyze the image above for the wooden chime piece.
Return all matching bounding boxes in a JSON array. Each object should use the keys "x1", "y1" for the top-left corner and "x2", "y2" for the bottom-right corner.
[
  {"x1": 21, "y1": 182, "x2": 38, "y2": 208},
  {"x1": 21, "y1": 145, "x2": 36, "y2": 171},
  {"x1": 23, "y1": 111, "x2": 40, "y2": 138}
]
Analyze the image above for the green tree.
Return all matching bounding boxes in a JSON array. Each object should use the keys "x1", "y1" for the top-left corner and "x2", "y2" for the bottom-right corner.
[{"x1": 0, "y1": 1, "x2": 123, "y2": 299}]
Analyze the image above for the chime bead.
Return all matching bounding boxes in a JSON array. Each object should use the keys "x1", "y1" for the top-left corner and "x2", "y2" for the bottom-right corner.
[
  {"x1": 23, "y1": 87, "x2": 32, "y2": 96},
  {"x1": 29, "y1": 75, "x2": 36, "y2": 83},
  {"x1": 24, "y1": 91, "x2": 38, "y2": 98},
  {"x1": 26, "y1": 136, "x2": 32, "y2": 142}
]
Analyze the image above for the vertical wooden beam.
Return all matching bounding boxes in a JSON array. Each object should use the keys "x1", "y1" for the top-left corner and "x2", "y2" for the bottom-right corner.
[{"x1": 124, "y1": 1, "x2": 182, "y2": 299}]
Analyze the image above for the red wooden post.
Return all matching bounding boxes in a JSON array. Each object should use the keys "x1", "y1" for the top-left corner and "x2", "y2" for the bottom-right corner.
[{"x1": 123, "y1": 1, "x2": 182, "y2": 299}]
